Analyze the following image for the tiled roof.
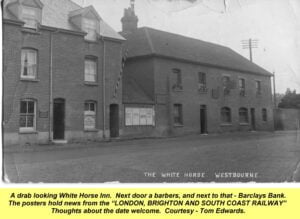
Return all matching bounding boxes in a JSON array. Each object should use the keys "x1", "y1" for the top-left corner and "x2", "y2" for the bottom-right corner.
[
  {"x1": 123, "y1": 77, "x2": 154, "y2": 104},
  {"x1": 122, "y1": 27, "x2": 271, "y2": 76},
  {"x1": 3, "y1": 0, "x2": 125, "y2": 41}
]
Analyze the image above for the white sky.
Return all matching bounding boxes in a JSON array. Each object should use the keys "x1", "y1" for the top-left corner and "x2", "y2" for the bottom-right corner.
[{"x1": 73, "y1": 0, "x2": 300, "y2": 93}]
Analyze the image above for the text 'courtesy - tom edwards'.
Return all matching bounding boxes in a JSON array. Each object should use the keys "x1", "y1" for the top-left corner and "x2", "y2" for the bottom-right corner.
[{"x1": 6, "y1": 191, "x2": 288, "y2": 216}]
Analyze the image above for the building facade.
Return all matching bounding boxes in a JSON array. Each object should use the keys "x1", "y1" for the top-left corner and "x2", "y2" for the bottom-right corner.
[
  {"x1": 121, "y1": 4, "x2": 274, "y2": 137},
  {"x1": 3, "y1": 0, "x2": 125, "y2": 145}
]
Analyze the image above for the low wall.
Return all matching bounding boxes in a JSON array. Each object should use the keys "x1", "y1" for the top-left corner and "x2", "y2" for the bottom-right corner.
[{"x1": 274, "y1": 108, "x2": 300, "y2": 130}]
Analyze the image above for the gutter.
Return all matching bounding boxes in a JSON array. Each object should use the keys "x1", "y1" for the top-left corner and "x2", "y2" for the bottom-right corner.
[
  {"x1": 100, "y1": 36, "x2": 106, "y2": 139},
  {"x1": 49, "y1": 29, "x2": 59, "y2": 142}
]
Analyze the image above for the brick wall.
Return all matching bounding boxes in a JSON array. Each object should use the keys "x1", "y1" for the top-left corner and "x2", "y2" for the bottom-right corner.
[
  {"x1": 122, "y1": 56, "x2": 274, "y2": 137},
  {"x1": 3, "y1": 21, "x2": 123, "y2": 145}
]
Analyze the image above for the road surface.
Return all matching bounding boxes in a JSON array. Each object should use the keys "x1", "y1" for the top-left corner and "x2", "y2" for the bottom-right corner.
[{"x1": 3, "y1": 131, "x2": 300, "y2": 183}]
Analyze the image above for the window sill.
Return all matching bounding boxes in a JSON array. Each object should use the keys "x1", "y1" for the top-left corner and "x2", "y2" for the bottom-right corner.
[
  {"x1": 84, "y1": 129, "x2": 99, "y2": 132},
  {"x1": 239, "y1": 123, "x2": 249, "y2": 126},
  {"x1": 84, "y1": 82, "x2": 98, "y2": 86},
  {"x1": 21, "y1": 28, "x2": 41, "y2": 35},
  {"x1": 19, "y1": 130, "x2": 38, "y2": 134},
  {"x1": 198, "y1": 88, "x2": 208, "y2": 94},
  {"x1": 172, "y1": 89, "x2": 183, "y2": 92},
  {"x1": 84, "y1": 39, "x2": 98, "y2": 44},
  {"x1": 220, "y1": 123, "x2": 232, "y2": 127},
  {"x1": 125, "y1": 125, "x2": 155, "y2": 127},
  {"x1": 20, "y1": 78, "x2": 40, "y2": 82},
  {"x1": 174, "y1": 124, "x2": 184, "y2": 127}
]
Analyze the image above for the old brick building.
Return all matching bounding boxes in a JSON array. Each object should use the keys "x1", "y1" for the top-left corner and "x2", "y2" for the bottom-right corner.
[
  {"x1": 3, "y1": 0, "x2": 125, "y2": 145},
  {"x1": 121, "y1": 4, "x2": 274, "y2": 137}
]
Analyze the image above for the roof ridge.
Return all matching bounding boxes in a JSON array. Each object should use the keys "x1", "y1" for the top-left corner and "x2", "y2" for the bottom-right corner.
[
  {"x1": 140, "y1": 26, "x2": 231, "y2": 50},
  {"x1": 67, "y1": 0, "x2": 83, "y2": 9}
]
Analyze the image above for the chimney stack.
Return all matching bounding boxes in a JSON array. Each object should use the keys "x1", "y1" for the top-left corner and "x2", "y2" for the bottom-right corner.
[{"x1": 121, "y1": 0, "x2": 138, "y2": 34}]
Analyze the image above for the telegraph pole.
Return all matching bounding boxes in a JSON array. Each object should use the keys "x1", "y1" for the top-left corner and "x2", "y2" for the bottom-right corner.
[
  {"x1": 273, "y1": 71, "x2": 277, "y2": 108},
  {"x1": 241, "y1": 38, "x2": 259, "y2": 62}
]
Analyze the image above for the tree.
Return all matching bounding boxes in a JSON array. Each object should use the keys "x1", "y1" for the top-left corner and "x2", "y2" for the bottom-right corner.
[{"x1": 278, "y1": 88, "x2": 300, "y2": 109}]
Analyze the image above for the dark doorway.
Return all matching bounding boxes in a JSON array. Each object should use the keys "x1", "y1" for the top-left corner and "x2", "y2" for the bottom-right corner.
[
  {"x1": 109, "y1": 104, "x2": 119, "y2": 138},
  {"x1": 200, "y1": 105, "x2": 207, "y2": 134},
  {"x1": 250, "y1": 108, "x2": 256, "y2": 131},
  {"x1": 53, "y1": 98, "x2": 65, "y2": 140}
]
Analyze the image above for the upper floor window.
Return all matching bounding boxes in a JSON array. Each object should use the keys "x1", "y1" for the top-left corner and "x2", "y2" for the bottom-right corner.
[
  {"x1": 172, "y1": 69, "x2": 182, "y2": 90},
  {"x1": 173, "y1": 104, "x2": 183, "y2": 126},
  {"x1": 22, "y1": 6, "x2": 39, "y2": 29},
  {"x1": 239, "y1": 78, "x2": 245, "y2": 96},
  {"x1": 21, "y1": 49, "x2": 37, "y2": 79},
  {"x1": 262, "y1": 108, "x2": 267, "y2": 122},
  {"x1": 222, "y1": 76, "x2": 230, "y2": 95},
  {"x1": 239, "y1": 107, "x2": 249, "y2": 123},
  {"x1": 83, "y1": 18, "x2": 97, "y2": 41},
  {"x1": 198, "y1": 72, "x2": 207, "y2": 93},
  {"x1": 84, "y1": 101, "x2": 97, "y2": 130},
  {"x1": 221, "y1": 107, "x2": 231, "y2": 124},
  {"x1": 84, "y1": 58, "x2": 97, "y2": 82},
  {"x1": 256, "y1": 80, "x2": 261, "y2": 95},
  {"x1": 20, "y1": 99, "x2": 36, "y2": 132}
]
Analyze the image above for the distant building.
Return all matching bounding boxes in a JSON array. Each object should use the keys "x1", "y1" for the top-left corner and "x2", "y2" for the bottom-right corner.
[
  {"x1": 3, "y1": 0, "x2": 125, "y2": 145},
  {"x1": 120, "y1": 3, "x2": 274, "y2": 137}
]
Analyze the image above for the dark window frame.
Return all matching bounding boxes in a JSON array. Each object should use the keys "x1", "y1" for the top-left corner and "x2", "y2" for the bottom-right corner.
[
  {"x1": 239, "y1": 107, "x2": 249, "y2": 123},
  {"x1": 239, "y1": 78, "x2": 246, "y2": 96},
  {"x1": 222, "y1": 76, "x2": 231, "y2": 95},
  {"x1": 172, "y1": 69, "x2": 183, "y2": 90},
  {"x1": 19, "y1": 99, "x2": 36, "y2": 132},
  {"x1": 173, "y1": 104, "x2": 183, "y2": 126},
  {"x1": 84, "y1": 100, "x2": 97, "y2": 130},
  {"x1": 221, "y1": 107, "x2": 231, "y2": 124},
  {"x1": 21, "y1": 48, "x2": 38, "y2": 80},
  {"x1": 262, "y1": 108, "x2": 268, "y2": 122},
  {"x1": 84, "y1": 56, "x2": 98, "y2": 83}
]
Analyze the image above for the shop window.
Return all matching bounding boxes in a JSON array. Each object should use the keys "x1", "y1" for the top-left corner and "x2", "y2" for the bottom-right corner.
[{"x1": 125, "y1": 107, "x2": 155, "y2": 126}]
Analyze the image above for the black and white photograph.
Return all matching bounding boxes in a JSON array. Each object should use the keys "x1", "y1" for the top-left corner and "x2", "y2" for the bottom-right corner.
[{"x1": 1, "y1": 0, "x2": 300, "y2": 183}]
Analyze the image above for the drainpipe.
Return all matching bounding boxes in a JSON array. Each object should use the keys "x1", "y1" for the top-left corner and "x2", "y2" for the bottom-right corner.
[
  {"x1": 100, "y1": 36, "x2": 106, "y2": 139},
  {"x1": 49, "y1": 29, "x2": 59, "y2": 142}
]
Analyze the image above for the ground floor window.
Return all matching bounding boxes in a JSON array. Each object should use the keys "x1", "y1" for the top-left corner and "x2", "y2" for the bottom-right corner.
[
  {"x1": 262, "y1": 108, "x2": 267, "y2": 122},
  {"x1": 173, "y1": 104, "x2": 183, "y2": 126},
  {"x1": 125, "y1": 107, "x2": 155, "y2": 126},
  {"x1": 239, "y1": 107, "x2": 249, "y2": 123},
  {"x1": 221, "y1": 107, "x2": 231, "y2": 124},
  {"x1": 84, "y1": 101, "x2": 97, "y2": 130},
  {"x1": 20, "y1": 99, "x2": 36, "y2": 132}
]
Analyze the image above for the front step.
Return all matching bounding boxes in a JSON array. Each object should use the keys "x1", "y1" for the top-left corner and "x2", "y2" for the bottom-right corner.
[{"x1": 52, "y1": 140, "x2": 68, "y2": 144}]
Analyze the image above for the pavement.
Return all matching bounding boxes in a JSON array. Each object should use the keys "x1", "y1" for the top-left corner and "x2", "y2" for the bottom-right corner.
[{"x1": 3, "y1": 130, "x2": 300, "y2": 183}]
